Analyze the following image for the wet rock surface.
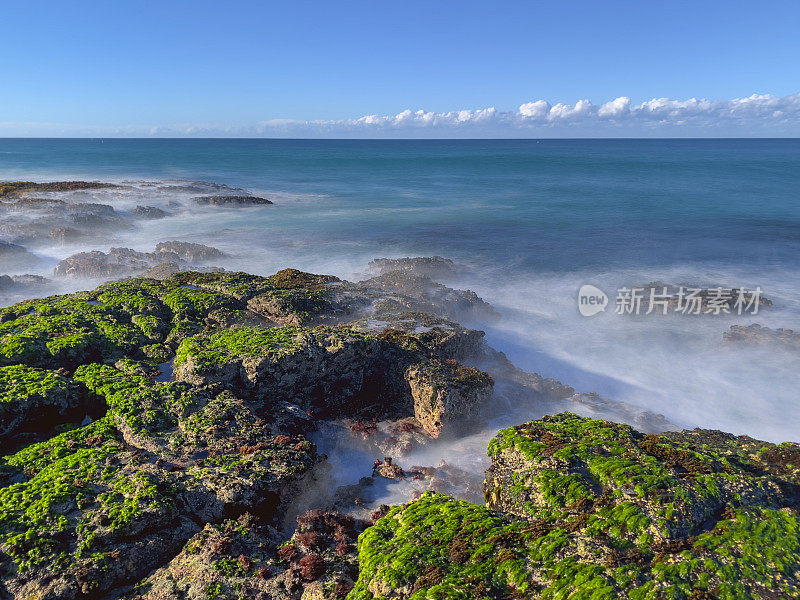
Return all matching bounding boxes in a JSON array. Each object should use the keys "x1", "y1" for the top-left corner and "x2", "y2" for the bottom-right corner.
[
  {"x1": 724, "y1": 323, "x2": 800, "y2": 349},
  {"x1": 54, "y1": 243, "x2": 226, "y2": 279},
  {"x1": 351, "y1": 414, "x2": 800, "y2": 599},
  {"x1": 365, "y1": 256, "x2": 463, "y2": 281},
  {"x1": 192, "y1": 195, "x2": 273, "y2": 206},
  {"x1": 0, "y1": 266, "x2": 796, "y2": 599}
]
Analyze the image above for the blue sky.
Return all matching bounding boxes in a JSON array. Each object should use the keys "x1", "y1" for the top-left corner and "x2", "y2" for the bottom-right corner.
[{"x1": 2, "y1": 0, "x2": 799, "y2": 137}]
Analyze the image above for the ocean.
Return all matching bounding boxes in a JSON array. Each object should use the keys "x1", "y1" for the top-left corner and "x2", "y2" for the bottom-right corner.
[{"x1": 2, "y1": 138, "x2": 799, "y2": 442}]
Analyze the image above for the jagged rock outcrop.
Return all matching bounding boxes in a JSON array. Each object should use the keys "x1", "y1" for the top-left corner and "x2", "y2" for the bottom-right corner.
[
  {"x1": 53, "y1": 242, "x2": 225, "y2": 278},
  {"x1": 2, "y1": 267, "x2": 795, "y2": 600}
]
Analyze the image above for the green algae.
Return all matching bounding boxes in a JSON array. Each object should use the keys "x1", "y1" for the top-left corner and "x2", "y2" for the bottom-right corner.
[
  {"x1": 175, "y1": 325, "x2": 309, "y2": 370},
  {"x1": 0, "y1": 418, "x2": 124, "y2": 572},
  {"x1": 74, "y1": 363, "x2": 196, "y2": 435},
  {"x1": 349, "y1": 492, "x2": 537, "y2": 600},
  {"x1": 0, "y1": 364, "x2": 75, "y2": 409}
]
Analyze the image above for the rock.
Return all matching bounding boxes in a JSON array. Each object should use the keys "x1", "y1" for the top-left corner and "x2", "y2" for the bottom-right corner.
[
  {"x1": 723, "y1": 323, "x2": 800, "y2": 349},
  {"x1": 66, "y1": 202, "x2": 115, "y2": 216},
  {"x1": 349, "y1": 413, "x2": 800, "y2": 599},
  {"x1": 356, "y1": 270, "x2": 499, "y2": 322},
  {"x1": 134, "y1": 205, "x2": 168, "y2": 219},
  {"x1": 0, "y1": 240, "x2": 32, "y2": 257},
  {"x1": 0, "y1": 365, "x2": 95, "y2": 450},
  {"x1": 10, "y1": 197, "x2": 66, "y2": 207},
  {"x1": 10, "y1": 274, "x2": 49, "y2": 286},
  {"x1": 49, "y1": 226, "x2": 84, "y2": 244},
  {"x1": 0, "y1": 223, "x2": 44, "y2": 244},
  {"x1": 366, "y1": 256, "x2": 462, "y2": 281},
  {"x1": 405, "y1": 360, "x2": 493, "y2": 438},
  {"x1": 0, "y1": 274, "x2": 51, "y2": 305},
  {"x1": 53, "y1": 242, "x2": 226, "y2": 279},
  {"x1": 154, "y1": 240, "x2": 224, "y2": 263},
  {"x1": 139, "y1": 261, "x2": 224, "y2": 280},
  {"x1": 0, "y1": 240, "x2": 39, "y2": 269},
  {"x1": 53, "y1": 247, "x2": 154, "y2": 278},
  {"x1": 637, "y1": 281, "x2": 773, "y2": 314},
  {"x1": 193, "y1": 195, "x2": 273, "y2": 206},
  {"x1": 172, "y1": 325, "x2": 411, "y2": 419},
  {"x1": 141, "y1": 510, "x2": 362, "y2": 600},
  {"x1": 5, "y1": 268, "x2": 795, "y2": 599},
  {"x1": 0, "y1": 181, "x2": 117, "y2": 198}
]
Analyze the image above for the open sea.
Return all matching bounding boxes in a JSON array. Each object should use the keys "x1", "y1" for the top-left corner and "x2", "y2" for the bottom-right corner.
[{"x1": 2, "y1": 138, "x2": 799, "y2": 442}]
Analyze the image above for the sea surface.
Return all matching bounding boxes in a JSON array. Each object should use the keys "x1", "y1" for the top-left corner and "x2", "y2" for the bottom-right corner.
[{"x1": 2, "y1": 138, "x2": 800, "y2": 443}]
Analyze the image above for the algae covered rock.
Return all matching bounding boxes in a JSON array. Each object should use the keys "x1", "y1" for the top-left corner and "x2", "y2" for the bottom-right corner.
[
  {"x1": 349, "y1": 413, "x2": 800, "y2": 599},
  {"x1": 173, "y1": 325, "x2": 411, "y2": 419},
  {"x1": 0, "y1": 418, "x2": 200, "y2": 600},
  {"x1": 0, "y1": 364, "x2": 91, "y2": 448}
]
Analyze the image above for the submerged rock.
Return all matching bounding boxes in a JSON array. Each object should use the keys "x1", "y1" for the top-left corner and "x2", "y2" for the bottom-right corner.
[
  {"x1": 724, "y1": 323, "x2": 800, "y2": 349},
  {"x1": 133, "y1": 205, "x2": 168, "y2": 219},
  {"x1": 0, "y1": 241, "x2": 38, "y2": 268}
]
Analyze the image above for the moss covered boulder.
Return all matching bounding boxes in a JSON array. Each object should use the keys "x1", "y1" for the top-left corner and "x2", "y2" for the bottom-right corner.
[
  {"x1": 348, "y1": 413, "x2": 800, "y2": 600},
  {"x1": 0, "y1": 365, "x2": 93, "y2": 449},
  {"x1": 0, "y1": 418, "x2": 200, "y2": 600}
]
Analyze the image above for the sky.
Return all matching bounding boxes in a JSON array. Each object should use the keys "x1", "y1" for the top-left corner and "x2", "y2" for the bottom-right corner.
[{"x1": 1, "y1": 0, "x2": 799, "y2": 138}]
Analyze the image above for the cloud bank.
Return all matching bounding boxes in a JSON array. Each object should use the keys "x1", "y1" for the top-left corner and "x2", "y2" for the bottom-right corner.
[{"x1": 3, "y1": 93, "x2": 800, "y2": 137}]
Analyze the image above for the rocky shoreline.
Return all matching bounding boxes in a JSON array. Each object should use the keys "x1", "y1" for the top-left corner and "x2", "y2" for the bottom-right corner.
[
  {"x1": 0, "y1": 264, "x2": 797, "y2": 599},
  {"x1": 1, "y1": 182, "x2": 798, "y2": 599}
]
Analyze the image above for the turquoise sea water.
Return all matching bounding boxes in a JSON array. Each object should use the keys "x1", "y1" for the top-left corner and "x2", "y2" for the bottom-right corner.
[
  {"x1": 2, "y1": 138, "x2": 799, "y2": 441},
  {"x1": 3, "y1": 138, "x2": 800, "y2": 271}
]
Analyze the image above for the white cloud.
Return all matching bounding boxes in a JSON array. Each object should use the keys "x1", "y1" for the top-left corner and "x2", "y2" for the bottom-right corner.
[
  {"x1": 519, "y1": 100, "x2": 550, "y2": 119},
  {"x1": 2, "y1": 93, "x2": 799, "y2": 137},
  {"x1": 598, "y1": 96, "x2": 631, "y2": 118}
]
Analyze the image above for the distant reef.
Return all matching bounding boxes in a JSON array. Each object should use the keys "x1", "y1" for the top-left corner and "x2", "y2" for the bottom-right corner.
[{"x1": 0, "y1": 262, "x2": 797, "y2": 599}]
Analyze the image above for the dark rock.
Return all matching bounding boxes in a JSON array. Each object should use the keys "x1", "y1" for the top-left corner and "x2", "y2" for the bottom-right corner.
[
  {"x1": 193, "y1": 195, "x2": 273, "y2": 206},
  {"x1": 0, "y1": 181, "x2": 117, "y2": 198}
]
